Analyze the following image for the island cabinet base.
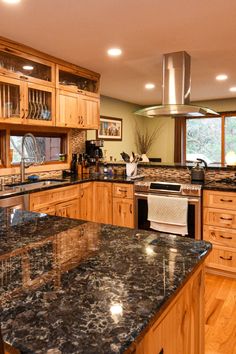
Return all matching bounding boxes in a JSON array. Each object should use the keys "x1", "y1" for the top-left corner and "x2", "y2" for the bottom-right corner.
[{"x1": 126, "y1": 265, "x2": 205, "y2": 354}]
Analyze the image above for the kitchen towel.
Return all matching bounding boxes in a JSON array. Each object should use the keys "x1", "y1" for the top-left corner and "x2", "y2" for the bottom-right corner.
[{"x1": 147, "y1": 195, "x2": 188, "y2": 236}]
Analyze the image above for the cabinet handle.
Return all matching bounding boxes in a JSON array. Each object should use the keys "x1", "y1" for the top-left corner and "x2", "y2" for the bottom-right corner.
[
  {"x1": 119, "y1": 205, "x2": 121, "y2": 213},
  {"x1": 220, "y1": 255, "x2": 232, "y2": 261},
  {"x1": 19, "y1": 75, "x2": 28, "y2": 80},
  {"x1": 81, "y1": 191, "x2": 84, "y2": 197},
  {"x1": 220, "y1": 217, "x2": 233, "y2": 221},
  {"x1": 220, "y1": 235, "x2": 233, "y2": 240},
  {"x1": 118, "y1": 189, "x2": 127, "y2": 193},
  {"x1": 220, "y1": 198, "x2": 233, "y2": 202},
  {"x1": 130, "y1": 204, "x2": 132, "y2": 214},
  {"x1": 21, "y1": 108, "x2": 25, "y2": 119}
]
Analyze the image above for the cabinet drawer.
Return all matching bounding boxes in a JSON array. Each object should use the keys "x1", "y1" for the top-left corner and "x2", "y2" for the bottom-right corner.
[
  {"x1": 113, "y1": 183, "x2": 133, "y2": 199},
  {"x1": 30, "y1": 185, "x2": 79, "y2": 210},
  {"x1": 204, "y1": 207, "x2": 236, "y2": 229},
  {"x1": 206, "y1": 246, "x2": 236, "y2": 272},
  {"x1": 204, "y1": 225, "x2": 236, "y2": 248},
  {"x1": 204, "y1": 190, "x2": 236, "y2": 210}
]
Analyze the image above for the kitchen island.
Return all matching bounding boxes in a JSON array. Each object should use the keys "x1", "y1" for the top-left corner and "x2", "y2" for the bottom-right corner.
[{"x1": 0, "y1": 207, "x2": 211, "y2": 354}]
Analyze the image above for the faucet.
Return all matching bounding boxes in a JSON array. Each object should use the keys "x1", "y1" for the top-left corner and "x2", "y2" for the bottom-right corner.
[{"x1": 20, "y1": 133, "x2": 44, "y2": 182}]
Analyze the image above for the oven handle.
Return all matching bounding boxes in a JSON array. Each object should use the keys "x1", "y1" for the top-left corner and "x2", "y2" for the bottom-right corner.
[{"x1": 134, "y1": 192, "x2": 200, "y2": 203}]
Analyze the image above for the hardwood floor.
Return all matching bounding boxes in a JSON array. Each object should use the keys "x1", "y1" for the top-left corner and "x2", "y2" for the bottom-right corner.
[{"x1": 205, "y1": 274, "x2": 236, "y2": 354}]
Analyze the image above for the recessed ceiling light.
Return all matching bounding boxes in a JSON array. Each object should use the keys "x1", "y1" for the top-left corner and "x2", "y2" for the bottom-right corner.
[
  {"x1": 2, "y1": 0, "x2": 21, "y2": 4},
  {"x1": 145, "y1": 83, "x2": 155, "y2": 90},
  {"x1": 229, "y1": 87, "x2": 236, "y2": 92},
  {"x1": 23, "y1": 65, "x2": 34, "y2": 71},
  {"x1": 107, "y1": 48, "x2": 122, "y2": 57},
  {"x1": 216, "y1": 74, "x2": 228, "y2": 81}
]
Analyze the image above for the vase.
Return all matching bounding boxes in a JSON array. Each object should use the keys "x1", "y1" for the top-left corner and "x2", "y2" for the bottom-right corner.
[
  {"x1": 141, "y1": 154, "x2": 149, "y2": 162},
  {"x1": 126, "y1": 162, "x2": 138, "y2": 177}
]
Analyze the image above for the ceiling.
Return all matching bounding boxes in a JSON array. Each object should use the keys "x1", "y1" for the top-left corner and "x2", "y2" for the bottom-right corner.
[{"x1": 1, "y1": 0, "x2": 236, "y2": 105}]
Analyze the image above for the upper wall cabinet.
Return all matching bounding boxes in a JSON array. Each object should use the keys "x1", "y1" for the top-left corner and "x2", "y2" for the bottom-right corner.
[
  {"x1": 0, "y1": 37, "x2": 100, "y2": 129},
  {"x1": 56, "y1": 65, "x2": 100, "y2": 129}
]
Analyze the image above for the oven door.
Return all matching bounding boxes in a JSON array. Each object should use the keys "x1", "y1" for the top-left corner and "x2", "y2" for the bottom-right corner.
[{"x1": 135, "y1": 193, "x2": 201, "y2": 240}]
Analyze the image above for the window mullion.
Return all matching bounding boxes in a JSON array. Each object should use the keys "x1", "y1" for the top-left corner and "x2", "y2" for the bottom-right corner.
[{"x1": 221, "y1": 115, "x2": 225, "y2": 164}]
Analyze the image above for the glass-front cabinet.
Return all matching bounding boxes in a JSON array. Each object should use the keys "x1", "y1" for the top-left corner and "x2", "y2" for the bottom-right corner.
[
  {"x1": 0, "y1": 49, "x2": 54, "y2": 85},
  {"x1": 0, "y1": 76, "x2": 24, "y2": 124},
  {"x1": 0, "y1": 47, "x2": 55, "y2": 125},
  {"x1": 57, "y1": 65, "x2": 99, "y2": 94},
  {"x1": 25, "y1": 83, "x2": 55, "y2": 126},
  {"x1": 0, "y1": 40, "x2": 100, "y2": 129}
]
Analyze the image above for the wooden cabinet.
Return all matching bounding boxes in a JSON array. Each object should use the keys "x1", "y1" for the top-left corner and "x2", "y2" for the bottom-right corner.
[
  {"x1": 29, "y1": 185, "x2": 80, "y2": 219},
  {"x1": 56, "y1": 89, "x2": 99, "y2": 129},
  {"x1": 93, "y1": 182, "x2": 112, "y2": 224},
  {"x1": 55, "y1": 199, "x2": 79, "y2": 219},
  {"x1": 113, "y1": 183, "x2": 134, "y2": 228},
  {"x1": 0, "y1": 76, "x2": 24, "y2": 124},
  {"x1": 132, "y1": 266, "x2": 204, "y2": 354},
  {"x1": 203, "y1": 190, "x2": 236, "y2": 277},
  {"x1": 0, "y1": 37, "x2": 100, "y2": 129},
  {"x1": 79, "y1": 182, "x2": 94, "y2": 221},
  {"x1": 81, "y1": 94, "x2": 100, "y2": 129}
]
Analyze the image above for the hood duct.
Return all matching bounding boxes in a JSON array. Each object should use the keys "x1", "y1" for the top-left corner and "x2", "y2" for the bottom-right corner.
[{"x1": 135, "y1": 51, "x2": 219, "y2": 118}]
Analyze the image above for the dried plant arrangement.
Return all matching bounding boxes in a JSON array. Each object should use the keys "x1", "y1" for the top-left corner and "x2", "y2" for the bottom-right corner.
[{"x1": 135, "y1": 124, "x2": 160, "y2": 155}]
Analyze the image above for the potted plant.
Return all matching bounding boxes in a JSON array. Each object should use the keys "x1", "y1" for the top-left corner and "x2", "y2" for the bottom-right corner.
[{"x1": 135, "y1": 124, "x2": 160, "y2": 162}]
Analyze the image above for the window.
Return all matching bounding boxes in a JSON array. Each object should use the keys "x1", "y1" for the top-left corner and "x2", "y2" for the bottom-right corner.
[
  {"x1": 9, "y1": 132, "x2": 66, "y2": 165},
  {"x1": 185, "y1": 113, "x2": 236, "y2": 164}
]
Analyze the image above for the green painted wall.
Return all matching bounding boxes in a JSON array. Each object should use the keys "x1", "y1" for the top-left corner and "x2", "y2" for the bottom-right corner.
[
  {"x1": 87, "y1": 96, "x2": 144, "y2": 161},
  {"x1": 87, "y1": 96, "x2": 236, "y2": 163}
]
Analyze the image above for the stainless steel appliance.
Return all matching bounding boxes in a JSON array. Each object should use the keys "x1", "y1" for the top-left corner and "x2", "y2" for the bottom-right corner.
[
  {"x1": 135, "y1": 51, "x2": 219, "y2": 118},
  {"x1": 85, "y1": 140, "x2": 103, "y2": 163},
  {"x1": 134, "y1": 181, "x2": 202, "y2": 239}
]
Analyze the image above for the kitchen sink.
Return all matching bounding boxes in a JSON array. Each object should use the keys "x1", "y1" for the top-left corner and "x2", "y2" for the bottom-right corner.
[{"x1": 6, "y1": 179, "x2": 68, "y2": 192}]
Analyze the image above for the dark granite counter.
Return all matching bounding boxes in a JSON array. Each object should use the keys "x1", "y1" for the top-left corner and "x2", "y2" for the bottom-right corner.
[
  {"x1": 0, "y1": 175, "x2": 136, "y2": 200},
  {"x1": 0, "y1": 207, "x2": 211, "y2": 354},
  {"x1": 203, "y1": 179, "x2": 236, "y2": 192}
]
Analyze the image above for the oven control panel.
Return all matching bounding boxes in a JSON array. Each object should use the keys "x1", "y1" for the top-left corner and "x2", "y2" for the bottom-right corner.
[
  {"x1": 134, "y1": 181, "x2": 202, "y2": 197},
  {"x1": 181, "y1": 184, "x2": 202, "y2": 197}
]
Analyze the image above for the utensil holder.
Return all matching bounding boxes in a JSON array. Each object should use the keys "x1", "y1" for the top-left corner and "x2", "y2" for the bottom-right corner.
[{"x1": 126, "y1": 162, "x2": 137, "y2": 177}]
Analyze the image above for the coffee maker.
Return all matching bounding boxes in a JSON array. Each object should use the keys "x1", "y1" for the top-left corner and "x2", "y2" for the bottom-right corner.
[{"x1": 85, "y1": 140, "x2": 103, "y2": 163}]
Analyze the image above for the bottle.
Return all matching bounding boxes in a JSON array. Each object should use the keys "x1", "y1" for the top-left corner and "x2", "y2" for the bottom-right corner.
[{"x1": 70, "y1": 153, "x2": 78, "y2": 176}]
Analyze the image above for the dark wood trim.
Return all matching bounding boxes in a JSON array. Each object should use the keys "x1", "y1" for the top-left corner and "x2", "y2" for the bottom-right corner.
[{"x1": 221, "y1": 116, "x2": 225, "y2": 164}]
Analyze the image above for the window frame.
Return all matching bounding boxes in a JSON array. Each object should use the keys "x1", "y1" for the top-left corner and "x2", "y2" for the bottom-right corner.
[
  {"x1": 184, "y1": 111, "x2": 236, "y2": 165},
  {"x1": 9, "y1": 130, "x2": 67, "y2": 166},
  {"x1": 0, "y1": 125, "x2": 70, "y2": 174}
]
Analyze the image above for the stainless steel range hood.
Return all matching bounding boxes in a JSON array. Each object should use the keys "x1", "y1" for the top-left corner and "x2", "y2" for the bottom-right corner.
[{"x1": 135, "y1": 51, "x2": 219, "y2": 118}]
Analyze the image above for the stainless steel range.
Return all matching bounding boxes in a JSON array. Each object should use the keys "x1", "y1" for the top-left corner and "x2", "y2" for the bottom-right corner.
[{"x1": 134, "y1": 181, "x2": 202, "y2": 239}]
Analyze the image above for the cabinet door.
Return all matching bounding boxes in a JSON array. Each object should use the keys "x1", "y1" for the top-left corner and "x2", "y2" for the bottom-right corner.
[
  {"x1": 113, "y1": 198, "x2": 134, "y2": 228},
  {"x1": 57, "y1": 89, "x2": 79, "y2": 128},
  {"x1": 33, "y1": 205, "x2": 56, "y2": 216},
  {"x1": 55, "y1": 199, "x2": 79, "y2": 219},
  {"x1": 79, "y1": 182, "x2": 94, "y2": 221},
  {"x1": 82, "y1": 95, "x2": 100, "y2": 129},
  {"x1": 25, "y1": 83, "x2": 55, "y2": 126},
  {"x1": 93, "y1": 182, "x2": 112, "y2": 224},
  {"x1": 0, "y1": 76, "x2": 24, "y2": 124}
]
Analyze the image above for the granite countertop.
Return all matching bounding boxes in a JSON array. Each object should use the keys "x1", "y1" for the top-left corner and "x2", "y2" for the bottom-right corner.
[
  {"x1": 0, "y1": 175, "x2": 136, "y2": 200},
  {"x1": 0, "y1": 207, "x2": 211, "y2": 354}
]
